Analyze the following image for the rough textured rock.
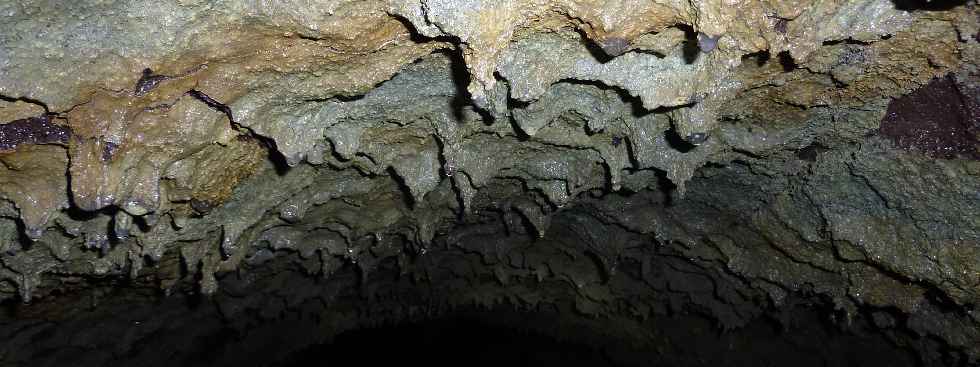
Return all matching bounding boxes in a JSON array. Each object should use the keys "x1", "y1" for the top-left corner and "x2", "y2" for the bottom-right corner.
[{"x1": 0, "y1": 0, "x2": 978, "y2": 366}]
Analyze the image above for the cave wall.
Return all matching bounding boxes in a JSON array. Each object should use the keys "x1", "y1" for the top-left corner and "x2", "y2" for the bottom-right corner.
[{"x1": 0, "y1": 1, "x2": 978, "y2": 365}]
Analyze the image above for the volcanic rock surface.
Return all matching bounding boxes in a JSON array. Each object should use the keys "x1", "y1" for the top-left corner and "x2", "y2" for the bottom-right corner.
[{"x1": 0, "y1": 0, "x2": 978, "y2": 366}]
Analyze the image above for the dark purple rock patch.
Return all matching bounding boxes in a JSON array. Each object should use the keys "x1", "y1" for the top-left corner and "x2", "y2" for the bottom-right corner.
[
  {"x1": 879, "y1": 75, "x2": 979, "y2": 160},
  {"x1": 0, "y1": 114, "x2": 72, "y2": 152}
]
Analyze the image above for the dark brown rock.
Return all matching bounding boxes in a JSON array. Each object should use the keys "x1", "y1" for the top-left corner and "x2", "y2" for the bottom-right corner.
[
  {"x1": 879, "y1": 75, "x2": 979, "y2": 160},
  {"x1": 0, "y1": 114, "x2": 71, "y2": 152}
]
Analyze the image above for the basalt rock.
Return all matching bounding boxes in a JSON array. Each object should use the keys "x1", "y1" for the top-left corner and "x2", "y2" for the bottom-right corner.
[{"x1": 0, "y1": 1, "x2": 978, "y2": 366}]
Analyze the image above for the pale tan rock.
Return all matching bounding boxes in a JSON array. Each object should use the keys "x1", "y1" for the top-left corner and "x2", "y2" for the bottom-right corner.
[
  {"x1": 67, "y1": 76, "x2": 238, "y2": 214},
  {"x1": 0, "y1": 101, "x2": 45, "y2": 123},
  {"x1": 0, "y1": 145, "x2": 69, "y2": 239}
]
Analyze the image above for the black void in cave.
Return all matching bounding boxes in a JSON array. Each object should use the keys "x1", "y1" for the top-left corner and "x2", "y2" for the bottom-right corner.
[
  {"x1": 270, "y1": 309, "x2": 916, "y2": 367},
  {"x1": 276, "y1": 317, "x2": 616, "y2": 367}
]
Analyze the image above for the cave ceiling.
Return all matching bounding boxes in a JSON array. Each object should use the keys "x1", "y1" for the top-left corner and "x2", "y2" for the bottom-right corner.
[{"x1": 0, "y1": 1, "x2": 978, "y2": 365}]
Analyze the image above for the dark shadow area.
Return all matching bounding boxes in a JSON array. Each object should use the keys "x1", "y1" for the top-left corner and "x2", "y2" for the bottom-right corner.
[
  {"x1": 795, "y1": 142, "x2": 830, "y2": 162},
  {"x1": 258, "y1": 133, "x2": 295, "y2": 175},
  {"x1": 186, "y1": 89, "x2": 292, "y2": 174},
  {"x1": 663, "y1": 126, "x2": 696, "y2": 153},
  {"x1": 437, "y1": 48, "x2": 482, "y2": 124},
  {"x1": 579, "y1": 31, "x2": 617, "y2": 64},
  {"x1": 0, "y1": 225, "x2": 937, "y2": 367},
  {"x1": 554, "y1": 78, "x2": 651, "y2": 118},
  {"x1": 385, "y1": 166, "x2": 418, "y2": 209},
  {"x1": 507, "y1": 112, "x2": 532, "y2": 141},
  {"x1": 654, "y1": 168, "x2": 677, "y2": 206},
  {"x1": 273, "y1": 317, "x2": 617, "y2": 367},
  {"x1": 677, "y1": 24, "x2": 701, "y2": 64},
  {"x1": 777, "y1": 51, "x2": 797, "y2": 72},
  {"x1": 891, "y1": 0, "x2": 969, "y2": 11},
  {"x1": 267, "y1": 302, "x2": 921, "y2": 367},
  {"x1": 743, "y1": 50, "x2": 772, "y2": 67},
  {"x1": 0, "y1": 94, "x2": 51, "y2": 114}
]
